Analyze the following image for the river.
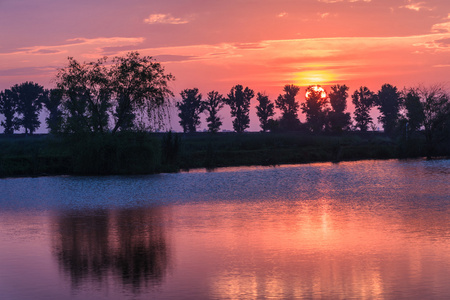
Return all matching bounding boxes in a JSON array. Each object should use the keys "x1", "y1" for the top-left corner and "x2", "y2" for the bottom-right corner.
[{"x1": 0, "y1": 159, "x2": 449, "y2": 299}]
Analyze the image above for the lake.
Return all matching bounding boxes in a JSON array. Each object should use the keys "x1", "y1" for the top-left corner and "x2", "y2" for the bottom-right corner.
[{"x1": 0, "y1": 159, "x2": 449, "y2": 299}]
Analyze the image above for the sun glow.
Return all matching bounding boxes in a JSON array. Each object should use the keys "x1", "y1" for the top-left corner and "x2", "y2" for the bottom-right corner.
[
  {"x1": 305, "y1": 85, "x2": 327, "y2": 99},
  {"x1": 294, "y1": 70, "x2": 336, "y2": 86}
]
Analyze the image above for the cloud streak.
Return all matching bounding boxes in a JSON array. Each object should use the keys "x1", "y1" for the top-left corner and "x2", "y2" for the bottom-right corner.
[
  {"x1": 144, "y1": 14, "x2": 190, "y2": 25},
  {"x1": 0, "y1": 36, "x2": 145, "y2": 62},
  {"x1": 400, "y1": 1, "x2": 433, "y2": 12}
]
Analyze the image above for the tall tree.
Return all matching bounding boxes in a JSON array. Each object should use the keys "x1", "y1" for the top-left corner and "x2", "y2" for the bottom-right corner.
[
  {"x1": 414, "y1": 85, "x2": 450, "y2": 156},
  {"x1": 376, "y1": 84, "x2": 402, "y2": 135},
  {"x1": 176, "y1": 88, "x2": 203, "y2": 133},
  {"x1": 301, "y1": 85, "x2": 329, "y2": 133},
  {"x1": 328, "y1": 84, "x2": 351, "y2": 133},
  {"x1": 202, "y1": 90, "x2": 224, "y2": 133},
  {"x1": 352, "y1": 86, "x2": 375, "y2": 132},
  {"x1": 256, "y1": 93, "x2": 275, "y2": 132},
  {"x1": 276, "y1": 84, "x2": 300, "y2": 130},
  {"x1": 403, "y1": 88, "x2": 424, "y2": 132},
  {"x1": 56, "y1": 57, "x2": 109, "y2": 133},
  {"x1": 109, "y1": 52, "x2": 174, "y2": 133},
  {"x1": 226, "y1": 85, "x2": 254, "y2": 133},
  {"x1": 0, "y1": 89, "x2": 20, "y2": 134},
  {"x1": 10, "y1": 82, "x2": 45, "y2": 134},
  {"x1": 42, "y1": 89, "x2": 64, "y2": 134},
  {"x1": 55, "y1": 52, "x2": 174, "y2": 134}
]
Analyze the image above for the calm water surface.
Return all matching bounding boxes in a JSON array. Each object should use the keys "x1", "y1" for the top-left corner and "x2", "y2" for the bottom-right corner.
[{"x1": 0, "y1": 159, "x2": 449, "y2": 299}]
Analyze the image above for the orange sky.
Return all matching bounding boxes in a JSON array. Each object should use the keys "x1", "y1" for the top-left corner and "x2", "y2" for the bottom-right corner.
[{"x1": 1, "y1": 0, "x2": 450, "y2": 131}]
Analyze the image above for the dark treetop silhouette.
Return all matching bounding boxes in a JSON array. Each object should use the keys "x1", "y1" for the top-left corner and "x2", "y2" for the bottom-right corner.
[
  {"x1": 202, "y1": 90, "x2": 225, "y2": 133},
  {"x1": 226, "y1": 85, "x2": 254, "y2": 133},
  {"x1": 55, "y1": 52, "x2": 174, "y2": 134},
  {"x1": 176, "y1": 88, "x2": 204, "y2": 133},
  {"x1": 256, "y1": 92, "x2": 275, "y2": 132},
  {"x1": 352, "y1": 86, "x2": 375, "y2": 132},
  {"x1": 276, "y1": 84, "x2": 301, "y2": 131}
]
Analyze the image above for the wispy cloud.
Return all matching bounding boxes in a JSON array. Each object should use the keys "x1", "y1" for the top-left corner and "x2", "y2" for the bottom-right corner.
[
  {"x1": 144, "y1": 14, "x2": 190, "y2": 25},
  {"x1": 401, "y1": 1, "x2": 433, "y2": 12},
  {"x1": 153, "y1": 54, "x2": 196, "y2": 62},
  {"x1": 0, "y1": 36, "x2": 146, "y2": 75},
  {"x1": 277, "y1": 12, "x2": 287, "y2": 18},
  {"x1": 432, "y1": 21, "x2": 450, "y2": 33},
  {"x1": 0, "y1": 66, "x2": 57, "y2": 77},
  {"x1": 1, "y1": 37, "x2": 145, "y2": 57}
]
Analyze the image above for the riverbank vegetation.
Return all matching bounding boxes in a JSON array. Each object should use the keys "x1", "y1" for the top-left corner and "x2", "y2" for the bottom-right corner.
[
  {"x1": 1, "y1": 52, "x2": 450, "y2": 177},
  {"x1": 0, "y1": 130, "x2": 447, "y2": 178}
]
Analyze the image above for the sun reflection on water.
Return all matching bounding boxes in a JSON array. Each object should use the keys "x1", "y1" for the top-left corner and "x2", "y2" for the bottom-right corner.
[{"x1": 0, "y1": 160, "x2": 449, "y2": 299}]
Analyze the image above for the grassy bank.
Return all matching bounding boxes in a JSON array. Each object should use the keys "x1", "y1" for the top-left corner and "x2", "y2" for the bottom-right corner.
[
  {"x1": 0, "y1": 131, "x2": 445, "y2": 178},
  {"x1": 0, "y1": 133, "x2": 161, "y2": 177}
]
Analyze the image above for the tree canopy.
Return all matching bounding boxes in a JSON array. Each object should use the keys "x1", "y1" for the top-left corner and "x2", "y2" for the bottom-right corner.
[
  {"x1": 55, "y1": 52, "x2": 174, "y2": 134},
  {"x1": 42, "y1": 89, "x2": 64, "y2": 134},
  {"x1": 9, "y1": 82, "x2": 45, "y2": 134},
  {"x1": 376, "y1": 84, "x2": 401, "y2": 135},
  {"x1": 411, "y1": 85, "x2": 450, "y2": 156},
  {"x1": 226, "y1": 85, "x2": 254, "y2": 133},
  {"x1": 0, "y1": 89, "x2": 20, "y2": 134},
  {"x1": 276, "y1": 84, "x2": 301, "y2": 131},
  {"x1": 176, "y1": 88, "x2": 203, "y2": 133},
  {"x1": 403, "y1": 88, "x2": 424, "y2": 133},
  {"x1": 203, "y1": 90, "x2": 224, "y2": 133},
  {"x1": 256, "y1": 93, "x2": 275, "y2": 132},
  {"x1": 352, "y1": 86, "x2": 375, "y2": 132},
  {"x1": 328, "y1": 84, "x2": 351, "y2": 133},
  {"x1": 302, "y1": 85, "x2": 329, "y2": 133}
]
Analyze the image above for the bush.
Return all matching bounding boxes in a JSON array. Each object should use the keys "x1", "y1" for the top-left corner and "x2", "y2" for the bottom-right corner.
[{"x1": 68, "y1": 132, "x2": 161, "y2": 175}]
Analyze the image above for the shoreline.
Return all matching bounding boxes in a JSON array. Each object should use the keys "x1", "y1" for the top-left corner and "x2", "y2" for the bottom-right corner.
[{"x1": 0, "y1": 131, "x2": 448, "y2": 178}]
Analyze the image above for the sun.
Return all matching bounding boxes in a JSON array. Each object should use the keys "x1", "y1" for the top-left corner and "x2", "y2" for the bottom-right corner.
[{"x1": 305, "y1": 85, "x2": 327, "y2": 99}]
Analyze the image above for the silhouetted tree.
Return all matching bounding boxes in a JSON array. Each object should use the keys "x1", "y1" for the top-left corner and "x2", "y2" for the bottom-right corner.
[
  {"x1": 376, "y1": 84, "x2": 402, "y2": 135},
  {"x1": 352, "y1": 86, "x2": 375, "y2": 132},
  {"x1": 226, "y1": 85, "x2": 254, "y2": 133},
  {"x1": 328, "y1": 84, "x2": 351, "y2": 133},
  {"x1": 276, "y1": 84, "x2": 301, "y2": 130},
  {"x1": 109, "y1": 52, "x2": 174, "y2": 133},
  {"x1": 202, "y1": 90, "x2": 224, "y2": 133},
  {"x1": 42, "y1": 89, "x2": 64, "y2": 134},
  {"x1": 176, "y1": 88, "x2": 203, "y2": 133},
  {"x1": 413, "y1": 85, "x2": 450, "y2": 157},
  {"x1": 256, "y1": 92, "x2": 275, "y2": 132},
  {"x1": 10, "y1": 82, "x2": 45, "y2": 134},
  {"x1": 403, "y1": 88, "x2": 424, "y2": 132},
  {"x1": 0, "y1": 89, "x2": 20, "y2": 134},
  {"x1": 301, "y1": 85, "x2": 329, "y2": 133},
  {"x1": 55, "y1": 52, "x2": 174, "y2": 134},
  {"x1": 56, "y1": 57, "x2": 109, "y2": 133}
]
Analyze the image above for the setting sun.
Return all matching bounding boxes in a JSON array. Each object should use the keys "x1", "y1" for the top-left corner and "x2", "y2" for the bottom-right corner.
[{"x1": 305, "y1": 85, "x2": 327, "y2": 99}]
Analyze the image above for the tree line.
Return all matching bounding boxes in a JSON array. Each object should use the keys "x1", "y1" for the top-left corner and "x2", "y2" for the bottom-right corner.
[
  {"x1": 1, "y1": 52, "x2": 449, "y2": 146},
  {"x1": 176, "y1": 83, "x2": 450, "y2": 139}
]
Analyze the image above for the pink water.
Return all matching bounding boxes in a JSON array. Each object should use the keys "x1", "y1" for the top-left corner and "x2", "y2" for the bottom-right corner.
[{"x1": 1, "y1": 159, "x2": 449, "y2": 299}]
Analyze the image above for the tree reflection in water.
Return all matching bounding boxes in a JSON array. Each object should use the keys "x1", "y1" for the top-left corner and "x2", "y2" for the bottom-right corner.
[{"x1": 51, "y1": 206, "x2": 170, "y2": 292}]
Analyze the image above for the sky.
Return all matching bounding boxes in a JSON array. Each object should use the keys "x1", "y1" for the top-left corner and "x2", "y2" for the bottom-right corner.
[{"x1": 1, "y1": 0, "x2": 450, "y2": 132}]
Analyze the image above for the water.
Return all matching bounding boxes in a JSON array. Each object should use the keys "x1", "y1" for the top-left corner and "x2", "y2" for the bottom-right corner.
[{"x1": 0, "y1": 159, "x2": 449, "y2": 299}]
